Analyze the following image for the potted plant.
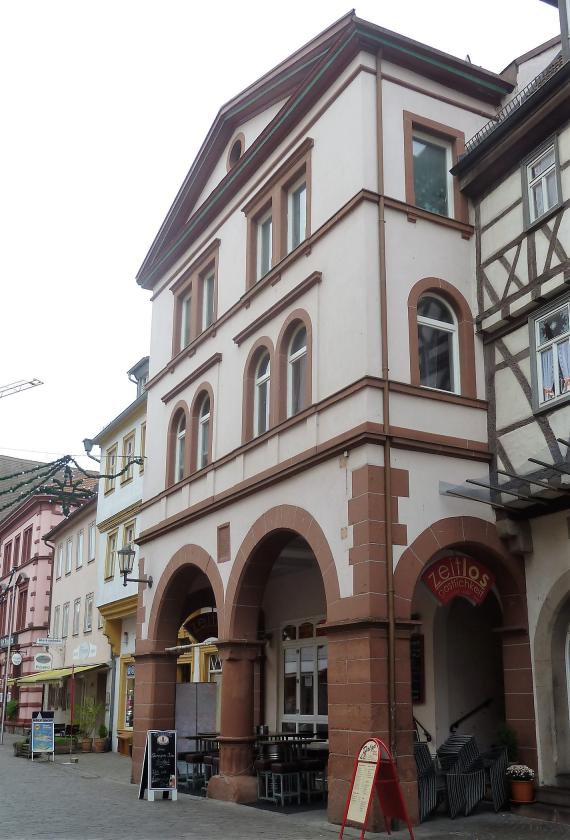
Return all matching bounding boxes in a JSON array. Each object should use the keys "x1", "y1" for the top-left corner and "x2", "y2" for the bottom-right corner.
[
  {"x1": 506, "y1": 764, "x2": 535, "y2": 803},
  {"x1": 497, "y1": 723, "x2": 518, "y2": 762},
  {"x1": 78, "y1": 698, "x2": 103, "y2": 752},
  {"x1": 93, "y1": 723, "x2": 109, "y2": 753}
]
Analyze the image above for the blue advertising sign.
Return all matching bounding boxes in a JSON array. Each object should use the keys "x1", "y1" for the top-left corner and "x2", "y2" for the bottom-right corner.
[{"x1": 31, "y1": 718, "x2": 55, "y2": 761}]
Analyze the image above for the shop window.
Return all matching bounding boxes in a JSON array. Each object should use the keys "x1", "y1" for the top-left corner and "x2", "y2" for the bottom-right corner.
[
  {"x1": 120, "y1": 658, "x2": 135, "y2": 730},
  {"x1": 280, "y1": 617, "x2": 327, "y2": 734}
]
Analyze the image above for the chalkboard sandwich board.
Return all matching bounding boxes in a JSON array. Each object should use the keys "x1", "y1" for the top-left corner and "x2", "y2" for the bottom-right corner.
[{"x1": 139, "y1": 730, "x2": 178, "y2": 802}]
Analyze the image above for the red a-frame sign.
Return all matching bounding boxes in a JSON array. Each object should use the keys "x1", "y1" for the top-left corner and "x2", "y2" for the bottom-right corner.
[{"x1": 339, "y1": 738, "x2": 414, "y2": 840}]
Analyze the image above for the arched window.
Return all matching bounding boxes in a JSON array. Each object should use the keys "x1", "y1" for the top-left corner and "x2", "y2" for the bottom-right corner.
[
  {"x1": 417, "y1": 294, "x2": 459, "y2": 393},
  {"x1": 254, "y1": 351, "x2": 271, "y2": 436},
  {"x1": 174, "y1": 412, "x2": 186, "y2": 482},
  {"x1": 197, "y1": 394, "x2": 211, "y2": 470},
  {"x1": 287, "y1": 325, "x2": 307, "y2": 416}
]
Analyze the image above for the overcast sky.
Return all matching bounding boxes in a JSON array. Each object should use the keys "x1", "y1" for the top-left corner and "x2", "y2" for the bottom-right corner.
[{"x1": 0, "y1": 0, "x2": 560, "y2": 466}]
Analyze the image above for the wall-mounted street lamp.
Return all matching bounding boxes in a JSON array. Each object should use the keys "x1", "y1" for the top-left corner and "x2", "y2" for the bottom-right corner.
[{"x1": 117, "y1": 544, "x2": 152, "y2": 589}]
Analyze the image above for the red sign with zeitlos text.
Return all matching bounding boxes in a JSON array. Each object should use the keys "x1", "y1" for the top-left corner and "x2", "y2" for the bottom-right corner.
[{"x1": 422, "y1": 555, "x2": 494, "y2": 606}]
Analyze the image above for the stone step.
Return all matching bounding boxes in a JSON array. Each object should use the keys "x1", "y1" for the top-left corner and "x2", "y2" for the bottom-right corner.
[
  {"x1": 511, "y1": 801, "x2": 570, "y2": 825},
  {"x1": 537, "y1": 785, "x2": 570, "y2": 807}
]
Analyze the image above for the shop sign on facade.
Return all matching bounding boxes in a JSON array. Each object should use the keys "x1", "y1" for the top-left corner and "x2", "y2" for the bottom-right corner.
[
  {"x1": 33, "y1": 652, "x2": 53, "y2": 671},
  {"x1": 422, "y1": 555, "x2": 495, "y2": 606},
  {"x1": 0, "y1": 635, "x2": 16, "y2": 649},
  {"x1": 73, "y1": 642, "x2": 97, "y2": 660}
]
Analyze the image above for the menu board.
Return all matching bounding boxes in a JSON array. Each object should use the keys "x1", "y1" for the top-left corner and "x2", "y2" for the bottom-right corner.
[
  {"x1": 346, "y1": 759, "x2": 377, "y2": 823},
  {"x1": 149, "y1": 730, "x2": 177, "y2": 791},
  {"x1": 139, "y1": 730, "x2": 177, "y2": 801}
]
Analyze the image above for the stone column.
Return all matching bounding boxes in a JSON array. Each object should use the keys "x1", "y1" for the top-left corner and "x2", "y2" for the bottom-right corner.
[
  {"x1": 207, "y1": 640, "x2": 261, "y2": 804},
  {"x1": 326, "y1": 620, "x2": 419, "y2": 829},
  {"x1": 131, "y1": 650, "x2": 177, "y2": 784}
]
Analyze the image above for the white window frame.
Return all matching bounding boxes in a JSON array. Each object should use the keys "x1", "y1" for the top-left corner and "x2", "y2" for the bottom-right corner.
[
  {"x1": 287, "y1": 325, "x2": 308, "y2": 418},
  {"x1": 256, "y1": 208, "x2": 273, "y2": 281},
  {"x1": 65, "y1": 539, "x2": 73, "y2": 575},
  {"x1": 76, "y1": 530, "x2": 84, "y2": 569},
  {"x1": 254, "y1": 352, "x2": 271, "y2": 436},
  {"x1": 180, "y1": 291, "x2": 192, "y2": 349},
  {"x1": 104, "y1": 445, "x2": 117, "y2": 493},
  {"x1": 287, "y1": 176, "x2": 307, "y2": 253},
  {"x1": 174, "y1": 414, "x2": 186, "y2": 483},
  {"x1": 197, "y1": 396, "x2": 211, "y2": 470},
  {"x1": 279, "y1": 617, "x2": 327, "y2": 734},
  {"x1": 88, "y1": 523, "x2": 96, "y2": 563},
  {"x1": 201, "y1": 271, "x2": 215, "y2": 331},
  {"x1": 417, "y1": 294, "x2": 460, "y2": 394},
  {"x1": 84, "y1": 593, "x2": 94, "y2": 633},
  {"x1": 72, "y1": 598, "x2": 81, "y2": 636},
  {"x1": 527, "y1": 142, "x2": 559, "y2": 224},
  {"x1": 121, "y1": 431, "x2": 136, "y2": 483},
  {"x1": 412, "y1": 129, "x2": 454, "y2": 218},
  {"x1": 52, "y1": 605, "x2": 60, "y2": 640},
  {"x1": 62, "y1": 602, "x2": 70, "y2": 638},
  {"x1": 56, "y1": 544, "x2": 63, "y2": 579},
  {"x1": 105, "y1": 531, "x2": 118, "y2": 580},
  {"x1": 533, "y1": 299, "x2": 570, "y2": 408}
]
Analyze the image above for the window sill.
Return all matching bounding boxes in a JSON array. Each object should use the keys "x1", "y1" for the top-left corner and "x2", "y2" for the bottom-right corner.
[
  {"x1": 104, "y1": 487, "x2": 115, "y2": 497},
  {"x1": 533, "y1": 391, "x2": 570, "y2": 416},
  {"x1": 525, "y1": 202, "x2": 562, "y2": 234},
  {"x1": 384, "y1": 196, "x2": 473, "y2": 238}
]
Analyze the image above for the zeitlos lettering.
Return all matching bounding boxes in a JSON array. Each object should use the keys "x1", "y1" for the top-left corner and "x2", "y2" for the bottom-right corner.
[{"x1": 421, "y1": 555, "x2": 494, "y2": 606}]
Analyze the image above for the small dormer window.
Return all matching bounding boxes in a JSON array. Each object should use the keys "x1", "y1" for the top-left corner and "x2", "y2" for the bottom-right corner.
[{"x1": 227, "y1": 133, "x2": 245, "y2": 171}]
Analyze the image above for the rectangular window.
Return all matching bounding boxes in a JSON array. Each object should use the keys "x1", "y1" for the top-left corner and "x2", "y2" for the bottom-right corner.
[
  {"x1": 244, "y1": 140, "x2": 312, "y2": 288},
  {"x1": 139, "y1": 423, "x2": 146, "y2": 474},
  {"x1": 22, "y1": 526, "x2": 33, "y2": 562},
  {"x1": 121, "y1": 431, "x2": 136, "y2": 484},
  {"x1": 56, "y1": 544, "x2": 63, "y2": 579},
  {"x1": 3, "y1": 543, "x2": 12, "y2": 577},
  {"x1": 84, "y1": 593, "x2": 94, "y2": 633},
  {"x1": 123, "y1": 522, "x2": 135, "y2": 553},
  {"x1": 88, "y1": 523, "x2": 96, "y2": 563},
  {"x1": 104, "y1": 445, "x2": 118, "y2": 493},
  {"x1": 53, "y1": 605, "x2": 60, "y2": 640},
  {"x1": 532, "y1": 298, "x2": 570, "y2": 408},
  {"x1": 98, "y1": 610, "x2": 104, "y2": 630},
  {"x1": 526, "y1": 142, "x2": 560, "y2": 224},
  {"x1": 256, "y1": 208, "x2": 273, "y2": 281},
  {"x1": 65, "y1": 539, "x2": 72, "y2": 575},
  {"x1": 180, "y1": 291, "x2": 192, "y2": 349},
  {"x1": 105, "y1": 531, "x2": 118, "y2": 580},
  {"x1": 287, "y1": 177, "x2": 307, "y2": 252},
  {"x1": 76, "y1": 530, "x2": 84, "y2": 569},
  {"x1": 72, "y1": 598, "x2": 81, "y2": 636},
  {"x1": 403, "y1": 111, "x2": 466, "y2": 224},
  {"x1": 62, "y1": 602, "x2": 70, "y2": 638},
  {"x1": 201, "y1": 270, "x2": 215, "y2": 331},
  {"x1": 13, "y1": 535, "x2": 20, "y2": 568},
  {"x1": 16, "y1": 585, "x2": 28, "y2": 630},
  {"x1": 171, "y1": 240, "x2": 219, "y2": 357},
  {"x1": 412, "y1": 130, "x2": 453, "y2": 218}
]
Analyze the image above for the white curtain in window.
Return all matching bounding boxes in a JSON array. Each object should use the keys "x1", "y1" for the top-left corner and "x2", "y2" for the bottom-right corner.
[
  {"x1": 541, "y1": 348, "x2": 555, "y2": 399},
  {"x1": 558, "y1": 340, "x2": 570, "y2": 392}
]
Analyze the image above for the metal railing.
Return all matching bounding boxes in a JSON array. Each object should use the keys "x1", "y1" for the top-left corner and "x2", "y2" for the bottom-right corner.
[
  {"x1": 449, "y1": 697, "x2": 493, "y2": 733},
  {"x1": 462, "y1": 52, "x2": 567, "y2": 157}
]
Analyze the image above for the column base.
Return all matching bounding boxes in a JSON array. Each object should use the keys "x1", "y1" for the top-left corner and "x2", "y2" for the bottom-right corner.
[{"x1": 207, "y1": 773, "x2": 258, "y2": 804}]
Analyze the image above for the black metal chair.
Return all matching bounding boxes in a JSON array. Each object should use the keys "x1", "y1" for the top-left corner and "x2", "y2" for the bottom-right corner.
[
  {"x1": 413, "y1": 741, "x2": 438, "y2": 822},
  {"x1": 437, "y1": 735, "x2": 485, "y2": 818},
  {"x1": 481, "y1": 746, "x2": 509, "y2": 811}
]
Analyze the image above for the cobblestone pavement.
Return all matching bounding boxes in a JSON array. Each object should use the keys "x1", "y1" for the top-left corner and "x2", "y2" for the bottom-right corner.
[{"x1": 1, "y1": 735, "x2": 569, "y2": 839}]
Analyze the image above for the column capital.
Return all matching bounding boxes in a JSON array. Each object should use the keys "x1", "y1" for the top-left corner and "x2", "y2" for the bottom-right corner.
[{"x1": 216, "y1": 639, "x2": 263, "y2": 662}]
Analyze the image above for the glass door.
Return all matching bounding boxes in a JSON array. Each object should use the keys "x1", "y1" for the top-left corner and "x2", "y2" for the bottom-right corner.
[{"x1": 281, "y1": 639, "x2": 327, "y2": 734}]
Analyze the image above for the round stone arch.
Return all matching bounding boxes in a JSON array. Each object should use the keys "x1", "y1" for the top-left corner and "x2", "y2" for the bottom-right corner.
[
  {"x1": 394, "y1": 515, "x2": 527, "y2": 626},
  {"x1": 533, "y1": 569, "x2": 570, "y2": 783},
  {"x1": 145, "y1": 543, "x2": 225, "y2": 653},
  {"x1": 223, "y1": 505, "x2": 341, "y2": 639},
  {"x1": 394, "y1": 515, "x2": 537, "y2": 768}
]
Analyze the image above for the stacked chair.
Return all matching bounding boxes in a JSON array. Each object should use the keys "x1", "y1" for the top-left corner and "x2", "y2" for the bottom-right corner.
[
  {"x1": 413, "y1": 733, "x2": 509, "y2": 822},
  {"x1": 254, "y1": 739, "x2": 328, "y2": 807}
]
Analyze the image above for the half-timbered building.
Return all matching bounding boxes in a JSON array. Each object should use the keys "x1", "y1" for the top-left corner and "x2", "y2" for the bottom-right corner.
[{"x1": 453, "y1": 0, "x2": 570, "y2": 801}]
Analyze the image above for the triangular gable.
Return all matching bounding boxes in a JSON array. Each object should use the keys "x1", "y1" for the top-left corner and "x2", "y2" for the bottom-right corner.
[{"x1": 137, "y1": 13, "x2": 513, "y2": 290}]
